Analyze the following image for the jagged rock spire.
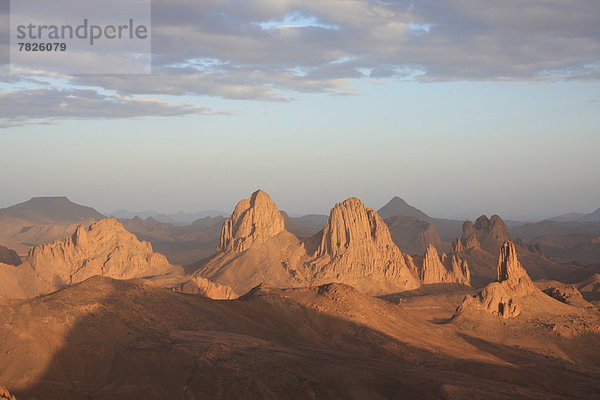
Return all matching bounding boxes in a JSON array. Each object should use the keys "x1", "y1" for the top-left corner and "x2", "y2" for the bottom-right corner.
[{"x1": 217, "y1": 190, "x2": 285, "y2": 253}]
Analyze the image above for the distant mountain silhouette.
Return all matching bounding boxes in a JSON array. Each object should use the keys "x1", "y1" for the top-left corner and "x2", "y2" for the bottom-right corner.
[
  {"x1": 548, "y1": 208, "x2": 600, "y2": 222},
  {"x1": 383, "y1": 215, "x2": 447, "y2": 255},
  {"x1": 110, "y1": 209, "x2": 227, "y2": 225},
  {"x1": 0, "y1": 196, "x2": 104, "y2": 224},
  {"x1": 289, "y1": 214, "x2": 328, "y2": 231},
  {"x1": 584, "y1": 208, "x2": 600, "y2": 222},
  {"x1": 378, "y1": 196, "x2": 431, "y2": 221}
]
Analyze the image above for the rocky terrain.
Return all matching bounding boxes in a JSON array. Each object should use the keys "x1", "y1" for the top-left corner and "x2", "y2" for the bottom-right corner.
[
  {"x1": 456, "y1": 242, "x2": 541, "y2": 318},
  {"x1": 0, "y1": 386, "x2": 16, "y2": 400},
  {"x1": 450, "y1": 215, "x2": 571, "y2": 286},
  {"x1": 0, "y1": 274, "x2": 598, "y2": 399},
  {"x1": 194, "y1": 191, "x2": 470, "y2": 295},
  {"x1": 0, "y1": 218, "x2": 182, "y2": 299},
  {"x1": 415, "y1": 244, "x2": 470, "y2": 285},
  {"x1": 0, "y1": 194, "x2": 598, "y2": 399}
]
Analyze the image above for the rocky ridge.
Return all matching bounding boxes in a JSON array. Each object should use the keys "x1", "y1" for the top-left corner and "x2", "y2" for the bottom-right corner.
[
  {"x1": 460, "y1": 215, "x2": 513, "y2": 252},
  {"x1": 417, "y1": 244, "x2": 470, "y2": 285},
  {"x1": 172, "y1": 276, "x2": 237, "y2": 299},
  {"x1": 542, "y1": 285, "x2": 594, "y2": 309},
  {"x1": 196, "y1": 191, "x2": 469, "y2": 295},
  {"x1": 0, "y1": 218, "x2": 183, "y2": 299},
  {"x1": 28, "y1": 218, "x2": 181, "y2": 287},
  {"x1": 455, "y1": 242, "x2": 538, "y2": 318},
  {"x1": 308, "y1": 197, "x2": 422, "y2": 293}
]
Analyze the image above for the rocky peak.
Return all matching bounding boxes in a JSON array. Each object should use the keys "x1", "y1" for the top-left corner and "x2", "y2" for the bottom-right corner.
[
  {"x1": 217, "y1": 190, "x2": 285, "y2": 253},
  {"x1": 27, "y1": 218, "x2": 179, "y2": 287},
  {"x1": 317, "y1": 197, "x2": 394, "y2": 258},
  {"x1": 460, "y1": 215, "x2": 512, "y2": 252},
  {"x1": 497, "y1": 241, "x2": 529, "y2": 283},
  {"x1": 479, "y1": 215, "x2": 510, "y2": 241},
  {"x1": 309, "y1": 197, "x2": 421, "y2": 294},
  {"x1": 455, "y1": 241, "x2": 536, "y2": 318},
  {"x1": 461, "y1": 221, "x2": 480, "y2": 249},
  {"x1": 418, "y1": 244, "x2": 470, "y2": 285},
  {"x1": 0, "y1": 386, "x2": 16, "y2": 400},
  {"x1": 451, "y1": 237, "x2": 464, "y2": 253}
]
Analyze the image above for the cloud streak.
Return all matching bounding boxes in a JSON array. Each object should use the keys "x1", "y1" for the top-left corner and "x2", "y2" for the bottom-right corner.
[
  {"x1": 2, "y1": 0, "x2": 599, "y2": 125},
  {"x1": 0, "y1": 87, "x2": 231, "y2": 128}
]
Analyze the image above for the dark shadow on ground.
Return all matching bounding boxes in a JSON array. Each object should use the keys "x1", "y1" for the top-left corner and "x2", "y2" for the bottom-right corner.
[{"x1": 3, "y1": 277, "x2": 600, "y2": 399}]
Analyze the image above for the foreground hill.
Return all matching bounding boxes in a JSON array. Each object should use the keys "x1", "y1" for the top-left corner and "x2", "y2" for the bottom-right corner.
[{"x1": 0, "y1": 275, "x2": 598, "y2": 399}]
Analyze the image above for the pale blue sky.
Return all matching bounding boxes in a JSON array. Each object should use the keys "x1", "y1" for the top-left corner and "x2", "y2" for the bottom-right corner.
[
  {"x1": 2, "y1": 79, "x2": 599, "y2": 220},
  {"x1": 1, "y1": 1, "x2": 599, "y2": 220}
]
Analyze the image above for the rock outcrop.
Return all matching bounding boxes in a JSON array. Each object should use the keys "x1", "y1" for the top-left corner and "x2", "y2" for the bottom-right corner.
[
  {"x1": 455, "y1": 242, "x2": 536, "y2": 318},
  {"x1": 543, "y1": 285, "x2": 593, "y2": 309},
  {"x1": 451, "y1": 214, "x2": 559, "y2": 286},
  {"x1": 417, "y1": 245, "x2": 470, "y2": 285},
  {"x1": 27, "y1": 218, "x2": 181, "y2": 287},
  {"x1": 308, "y1": 198, "x2": 421, "y2": 294},
  {"x1": 217, "y1": 190, "x2": 285, "y2": 253},
  {"x1": 459, "y1": 215, "x2": 513, "y2": 252},
  {"x1": 196, "y1": 192, "x2": 423, "y2": 295},
  {"x1": 0, "y1": 386, "x2": 16, "y2": 400},
  {"x1": 0, "y1": 245, "x2": 20, "y2": 266},
  {"x1": 194, "y1": 191, "x2": 309, "y2": 294},
  {"x1": 173, "y1": 276, "x2": 237, "y2": 300}
]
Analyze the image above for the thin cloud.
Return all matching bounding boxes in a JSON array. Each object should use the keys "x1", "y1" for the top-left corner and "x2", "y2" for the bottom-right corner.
[
  {"x1": 1, "y1": 0, "x2": 599, "y2": 125},
  {"x1": 0, "y1": 87, "x2": 232, "y2": 127}
]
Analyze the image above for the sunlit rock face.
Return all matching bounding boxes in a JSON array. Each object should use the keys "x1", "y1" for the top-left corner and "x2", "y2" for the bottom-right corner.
[{"x1": 217, "y1": 190, "x2": 285, "y2": 253}]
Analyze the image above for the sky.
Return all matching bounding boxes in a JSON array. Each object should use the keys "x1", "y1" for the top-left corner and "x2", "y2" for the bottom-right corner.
[{"x1": 1, "y1": 0, "x2": 599, "y2": 220}]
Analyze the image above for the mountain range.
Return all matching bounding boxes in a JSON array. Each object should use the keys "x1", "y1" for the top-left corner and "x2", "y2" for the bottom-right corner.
[{"x1": 0, "y1": 191, "x2": 599, "y2": 398}]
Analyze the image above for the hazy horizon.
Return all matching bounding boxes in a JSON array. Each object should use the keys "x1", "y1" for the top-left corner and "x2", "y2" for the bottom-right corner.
[{"x1": 0, "y1": 189, "x2": 597, "y2": 222}]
